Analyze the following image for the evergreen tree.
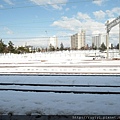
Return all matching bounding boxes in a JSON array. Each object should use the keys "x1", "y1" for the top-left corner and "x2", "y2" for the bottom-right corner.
[
  {"x1": 92, "y1": 43, "x2": 97, "y2": 50},
  {"x1": 49, "y1": 44, "x2": 55, "y2": 51},
  {"x1": 92, "y1": 43, "x2": 94, "y2": 49},
  {"x1": 99, "y1": 43, "x2": 107, "y2": 51},
  {"x1": 8, "y1": 41, "x2": 15, "y2": 53},
  {"x1": 116, "y1": 43, "x2": 119, "y2": 49},
  {"x1": 17, "y1": 46, "x2": 29, "y2": 54},
  {"x1": 60, "y1": 42, "x2": 64, "y2": 51},
  {"x1": 0, "y1": 39, "x2": 7, "y2": 53}
]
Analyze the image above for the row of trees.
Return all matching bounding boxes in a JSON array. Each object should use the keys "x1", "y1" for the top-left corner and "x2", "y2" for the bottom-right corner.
[
  {"x1": 0, "y1": 39, "x2": 31, "y2": 53},
  {"x1": 0, "y1": 39, "x2": 14, "y2": 53},
  {"x1": 92, "y1": 42, "x2": 119, "y2": 51},
  {"x1": 0, "y1": 39, "x2": 70, "y2": 54},
  {"x1": 49, "y1": 43, "x2": 70, "y2": 51},
  {"x1": 0, "y1": 39, "x2": 119, "y2": 53},
  {"x1": 92, "y1": 43, "x2": 107, "y2": 51}
]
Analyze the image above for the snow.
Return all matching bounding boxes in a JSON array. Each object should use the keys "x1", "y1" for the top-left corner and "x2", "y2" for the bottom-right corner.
[
  {"x1": 0, "y1": 50, "x2": 120, "y2": 75},
  {"x1": 0, "y1": 51, "x2": 120, "y2": 115},
  {"x1": 0, "y1": 76, "x2": 120, "y2": 115}
]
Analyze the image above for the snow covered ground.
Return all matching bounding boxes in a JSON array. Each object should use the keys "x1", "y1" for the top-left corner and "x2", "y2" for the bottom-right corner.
[
  {"x1": 0, "y1": 50, "x2": 120, "y2": 75},
  {"x1": 0, "y1": 51, "x2": 120, "y2": 115},
  {"x1": 0, "y1": 75, "x2": 120, "y2": 115}
]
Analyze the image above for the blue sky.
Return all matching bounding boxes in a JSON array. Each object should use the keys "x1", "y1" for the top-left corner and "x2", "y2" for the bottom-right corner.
[{"x1": 0, "y1": 0, "x2": 120, "y2": 47}]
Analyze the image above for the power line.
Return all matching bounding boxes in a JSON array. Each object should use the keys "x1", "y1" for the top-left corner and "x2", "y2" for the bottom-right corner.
[
  {"x1": 0, "y1": 0, "x2": 101, "y2": 10},
  {"x1": 1, "y1": 33, "x2": 119, "y2": 40}
]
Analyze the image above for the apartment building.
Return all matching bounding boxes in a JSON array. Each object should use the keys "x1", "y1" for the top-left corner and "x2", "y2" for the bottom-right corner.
[
  {"x1": 92, "y1": 34, "x2": 107, "y2": 48},
  {"x1": 71, "y1": 30, "x2": 85, "y2": 50},
  {"x1": 49, "y1": 36, "x2": 58, "y2": 49}
]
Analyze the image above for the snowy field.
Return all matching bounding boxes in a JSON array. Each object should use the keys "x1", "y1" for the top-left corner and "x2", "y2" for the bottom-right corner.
[
  {"x1": 0, "y1": 75, "x2": 120, "y2": 115},
  {"x1": 0, "y1": 50, "x2": 120, "y2": 75},
  {"x1": 0, "y1": 51, "x2": 120, "y2": 116}
]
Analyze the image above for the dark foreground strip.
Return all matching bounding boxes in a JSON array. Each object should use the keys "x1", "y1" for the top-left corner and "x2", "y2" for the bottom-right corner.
[
  {"x1": 0, "y1": 88, "x2": 120, "y2": 94},
  {"x1": 0, "y1": 115, "x2": 120, "y2": 120},
  {"x1": 0, "y1": 83, "x2": 120, "y2": 88}
]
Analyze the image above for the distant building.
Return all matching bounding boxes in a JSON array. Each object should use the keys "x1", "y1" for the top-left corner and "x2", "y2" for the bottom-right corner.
[
  {"x1": 49, "y1": 37, "x2": 58, "y2": 49},
  {"x1": 71, "y1": 30, "x2": 85, "y2": 50},
  {"x1": 92, "y1": 34, "x2": 107, "y2": 48}
]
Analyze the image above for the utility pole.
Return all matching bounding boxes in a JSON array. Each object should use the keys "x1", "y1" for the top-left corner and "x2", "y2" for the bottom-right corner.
[
  {"x1": 106, "y1": 20, "x2": 109, "y2": 59},
  {"x1": 119, "y1": 23, "x2": 120, "y2": 55},
  {"x1": 106, "y1": 32, "x2": 109, "y2": 59}
]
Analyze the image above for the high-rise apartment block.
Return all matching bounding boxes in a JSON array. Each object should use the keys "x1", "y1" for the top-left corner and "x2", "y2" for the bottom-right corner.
[
  {"x1": 92, "y1": 34, "x2": 107, "y2": 48},
  {"x1": 49, "y1": 37, "x2": 58, "y2": 49},
  {"x1": 71, "y1": 30, "x2": 85, "y2": 49}
]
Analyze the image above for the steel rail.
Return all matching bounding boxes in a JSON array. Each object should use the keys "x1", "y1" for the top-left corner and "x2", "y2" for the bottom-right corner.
[
  {"x1": 0, "y1": 83, "x2": 120, "y2": 88},
  {"x1": 0, "y1": 88, "x2": 120, "y2": 94}
]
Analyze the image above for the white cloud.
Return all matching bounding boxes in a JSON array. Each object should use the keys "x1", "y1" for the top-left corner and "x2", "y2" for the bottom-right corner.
[
  {"x1": 106, "y1": 7, "x2": 120, "y2": 18},
  {"x1": 4, "y1": 27, "x2": 14, "y2": 35},
  {"x1": 29, "y1": 0, "x2": 68, "y2": 10},
  {"x1": 77, "y1": 12, "x2": 91, "y2": 21},
  {"x1": 106, "y1": 10, "x2": 114, "y2": 18},
  {"x1": 112, "y1": 7, "x2": 120, "y2": 15},
  {"x1": 92, "y1": 0, "x2": 104, "y2": 6},
  {"x1": 0, "y1": 5, "x2": 4, "y2": 8},
  {"x1": 65, "y1": 8, "x2": 69, "y2": 11},
  {"x1": 52, "y1": 12, "x2": 105, "y2": 34},
  {"x1": 93, "y1": 10, "x2": 106, "y2": 20},
  {"x1": 72, "y1": 6, "x2": 76, "y2": 9},
  {"x1": 52, "y1": 16, "x2": 82, "y2": 32},
  {"x1": 93, "y1": 7, "x2": 120, "y2": 20},
  {"x1": 3, "y1": 0, "x2": 14, "y2": 5}
]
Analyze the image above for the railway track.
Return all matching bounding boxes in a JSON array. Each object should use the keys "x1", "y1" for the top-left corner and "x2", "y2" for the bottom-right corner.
[
  {"x1": 0, "y1": 83, "x2": 120, "y2": 94},
  {"x1": 0, "y1": 83, "x2": 120, "y2": 87},
  {"x1": 0, "y1": 65, "x2": 120, "y2": 68},
  {"x1": 0, "y1": 72, "x2": 120, "y2": 76},
  {"x1": 0, "y1": 88, "x2": 120, "y2": 94}
]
